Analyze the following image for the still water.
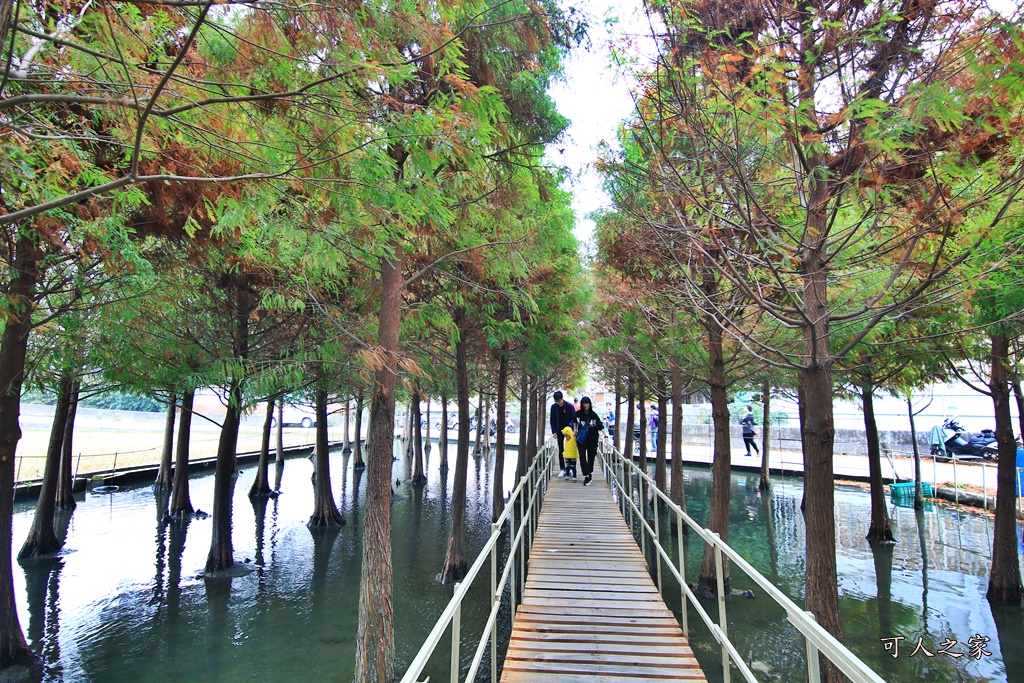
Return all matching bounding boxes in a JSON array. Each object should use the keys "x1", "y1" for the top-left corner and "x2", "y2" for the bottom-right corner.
[{"x1": 12, "y1": 441, "x2": 1023, "y2": 682}]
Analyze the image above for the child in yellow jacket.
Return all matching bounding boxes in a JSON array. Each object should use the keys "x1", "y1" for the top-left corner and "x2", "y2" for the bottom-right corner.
[{"x1": 560, "y1": 426, "x2": 579, "y2": 479}]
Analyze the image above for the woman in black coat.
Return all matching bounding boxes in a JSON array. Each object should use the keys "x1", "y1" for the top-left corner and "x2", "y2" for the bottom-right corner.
[{"x1": 574, "y1": 397, "x2": 605, "y2": 486}]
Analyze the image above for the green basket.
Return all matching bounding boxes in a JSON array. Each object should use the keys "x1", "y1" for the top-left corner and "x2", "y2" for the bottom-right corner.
[{"x1": 889, "y1": 481, "x2": 933, "y2": 502}]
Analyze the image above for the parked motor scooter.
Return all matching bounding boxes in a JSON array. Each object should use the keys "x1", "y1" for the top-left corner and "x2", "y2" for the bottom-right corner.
[{"x1": 929, "y1": 418, "x2": 999, "y2": 461}]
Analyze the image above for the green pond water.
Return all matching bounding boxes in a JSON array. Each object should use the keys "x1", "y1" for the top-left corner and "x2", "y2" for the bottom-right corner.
[{"x1": 11, "y1": 440, "x2": 1023, "y2": 682}]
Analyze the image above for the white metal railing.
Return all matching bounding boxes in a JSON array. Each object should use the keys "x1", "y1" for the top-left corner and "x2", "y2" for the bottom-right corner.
[
  {"x1": 400, "y1": 440, "x2": 555, "y2": 683},
  {"x1": 600, "y1": 442, "x2": 887, "y2": 683}
]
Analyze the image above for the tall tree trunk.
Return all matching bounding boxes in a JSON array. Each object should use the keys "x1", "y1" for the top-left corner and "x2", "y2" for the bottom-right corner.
[
  {"x1": 275, "y1": 400, "x2": 285, "y2": 466},
  {"x1": 656, "y1": 375, "x2": 668, "y2": 491},
  {"x1": 492, "y1": 353, "x2": 508, "y2": 522},
  {"x1": 424, "y1": 398, "x2": 431, "y2": 453},
  {"x1": 249, "y1": 398, "x2": 275, "y2": 497},
  {"x1": 626, "y1": 375, "x2": 636, "y2": 459},
  {"x1": 354, "y1": 238, "x2": 401, "y2": 683},
  {"x1": 343, "y1": 398, "x2": 352, "y2": 454},
  {"x1": 0, "y1": 235, "x2": 41, "y2": 674},
  {"x1": 206, "y1": 283, "x2": 252, "y2": 574},
  {"x1": 759, "y1": 381, "x2": 771, "y2": 492},
  {"x1": 614, "y1": 375, "x2": 622, "y2": 455},
  {"x1": 309, "y1": 387, "x2": 344, "y2": 528},
  {"x1": 169, "y1": 388, "x2": 195, "y2": 518},
  {"x1": 473, "y1": 390, "x2": 483, "y2": 456},
  {"x1": 799, "y1": 248, "x2": 845, "y2": 679},
  {"x1": 440, "y1": 328, "x2": 472, "y2": 584},
  {"x1": 516, "y1": 371, "x2": 528, "y2": 480},
  {"x1": 353, "y1": 391, "x2": 365, "y2": 469},
  {"x1": 908, "y1": 398, "x2": 923, "y2": 510},
  {"x1": 55, "y1": 380, "x2": 80, "y2": 510},
  {"x1": 206, "y1": 387, "x2": 241, "y2": 573},
  {"x1": 439, "y1": 394, "x2": 449, "y2": 471},
  {"x1": 669, "y1": 358, "x2": 686, "y2": 514},
  {"x1": 19, "y1": 373, "x2": 73, "y2": 559},
  {"x1": 411, "y1": 384, "x2": 426, "y2": 486},
  {"x1": 525, "y1": 377, "x2": 538, "y2": 467},
  {"x1": 986, "y1": 333, "x2": 1023, "y2": 604},
  {"x1": 699, "y1": 319, "x2": 731, "y2": 594},
  {"x1": 155, "y1": 392, "x2": 177, "y2": 489},
  {"x1": 483, "y1": 393, "x2": 492, "y2": 453},
  {"x1": 863, "y1": 382, "x2": 894, "y2": 543}
]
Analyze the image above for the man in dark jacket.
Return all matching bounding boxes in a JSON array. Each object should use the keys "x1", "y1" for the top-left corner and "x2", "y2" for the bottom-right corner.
[{"x1": 550, "y1": 391, "x2": 576, "y2": 477}]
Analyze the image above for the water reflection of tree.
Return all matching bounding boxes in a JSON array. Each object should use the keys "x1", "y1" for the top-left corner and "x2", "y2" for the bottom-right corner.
[
  {"x1": 991, "y1": 603, "x2": 1024, "y2": 681},
  {"x1": 153, "y1": 490, "x2": 169, "y2": 604},
  {"x1": 203, "y1": 576, "x2": 232, "y2": 673},
  {"x1": 251, "y1": 496, "x2": 270, "y2": 578},
  {"x1": 23, "y1": 556, "x2": 63, "y2": 671},
  {"x1": 167, "y1": 519, "x2": 190, "y2": 620}
]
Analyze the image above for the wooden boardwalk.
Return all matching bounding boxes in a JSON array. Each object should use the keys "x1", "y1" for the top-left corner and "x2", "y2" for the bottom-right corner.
[{"x1": 501, "y1": 464, "x2": 707, "y2": 682}]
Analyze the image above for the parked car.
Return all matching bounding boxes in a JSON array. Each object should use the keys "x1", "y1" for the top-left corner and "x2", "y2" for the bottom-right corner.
[{"x1": 271, "y1": 404, "x2": 317, "y2": 428}]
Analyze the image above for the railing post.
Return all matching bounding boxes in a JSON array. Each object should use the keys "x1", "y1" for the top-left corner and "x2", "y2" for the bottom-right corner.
[
  {"x1": 714, "y1": 537, "x2": 730, "y2": 683},
  {"x1": 677, "y1": 510, "x2": 688, "y2": 637},
  {"x1": 518, "y1": 483, "x2": 525, "y2": 604},
  {"x1": 490, "y1": 522, "x2": 498, "y2": 683},
  {"x1": 953, "y1": 458, "x2": 958, "y2": 505},
  {"x1": 982, "y1": 463, "x2": 987, "y2": 509},
  {"x1": 15, "y1": 455, "x2": 22, "y2": 483},
  {"x1": 653, "y1": 494, "x2": 662, "y2": 594},
  {"x1": 112, "y1": 451, "x2": 118, "y2": 473},
  {"x1": 451, "y1": 582, "x2": 462, "y2": 683},
  {"x1": 74, "y1": 452, "x2": 82, "y2": 480},
  {"x1": 805, "y1": 610, "x2": 822, "y2": 683}
]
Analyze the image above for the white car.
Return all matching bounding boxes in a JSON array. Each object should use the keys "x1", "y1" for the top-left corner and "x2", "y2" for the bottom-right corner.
[{"x1": 271, "y1": 404, "x2": 317, "y2": 428}]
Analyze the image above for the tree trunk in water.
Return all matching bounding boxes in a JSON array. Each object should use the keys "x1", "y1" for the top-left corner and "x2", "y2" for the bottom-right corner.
[
  {"x1": 655, "y1": 376, "x2": 667, "y2": 491},
  {"x1": 863, "y1": 383, "x2": 894, "y2": 543},
  {"x1": 20, "y1": 373, "x2": 73, "y2": 559},
  {"x1": 669, "y1": 359, "x2": 686, "y2": 515},
  {"x1": 699, "y1": 320, "x2": 731, "y2": 594},
  {"x1": 411, "y1": 385, "x2": 426, "y2": 486},
  {"x1": 343, "y1": 399, "x2": 352, "y2": 454},
  {"x1": 206, "y1": 389, "x2": 241, "y2": 573},
  {"x1": 55, "y1": 381, "x2": 80, "y2": 510},
  {"x1": 759, "y1": 381, "x2": 771, "y2": 492},
  {"x1": 402, "y1": 401, "x2": 413, "y2": 456},
  {"x1": 638, "y1": 381, "x2": 647, "y2": 509},
  {"x1": 424, "y1": 399, "x2": 431, "y2": 453},
  {"x1": 908, "y1": 398, "x2": 923, "y2": 510},
  {"x1": 799, "y1": 330, "x2": 845, "y2": 680},
  {"x1": 614, "y1": 375, "x2": 622, "y2": 455},
  {"x1": 525, "y1": 378, "x2": 538, "y2": 467},
  {"x1": 986, "y1": 333, "x2": 1024, "y2": 604},
  {"x1": 626, "y1": 376, "x2": 635, "y2": 459},
  {"x1": 353, "y1": 238, "x2": 401, "y2": 683},
  {"x1": 309, "y1": 387, "x2": 344, "y2": 528},
  {"x1": 473, "y1": 390, "x2": 483, "y2": 456},
  {"x1": 275, "y1": 400, "x2": 285, "y2": 466},
  {"x1": 493, "y1": 353, "x2": 508, "y2": 522},
  {"x1": 439, "y1": 394, "x2": 449, "y2": 471},
  {"x1": 169, "y1": 389, "x2": 195, "y2": 518},
  {"x1": 516, "y1": 372, "x2": 528, "y2": 480},
  {"x1": 0, "y1": 235, "x2": 40, "y2": 674},
  {"x1": 155, "y1": 392, "x2": 177, "y2": 489},
  {"x1": 440, "y1": 329, "x2": 472, "y2": 584},
  {"x1": 249, "y1": 399, "x2": 275, "y2": 497},
  {"x1": 353, "y1": 391, "x2": 365, "y2": 469}
]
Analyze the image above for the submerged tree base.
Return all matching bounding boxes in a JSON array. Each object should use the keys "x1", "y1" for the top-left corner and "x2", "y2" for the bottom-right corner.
[
  {"x1": 866, "y1": 524, "x2": 896, "y2": 544},
  {"x1": 17, "y1": 531, "x2": 62, "y2": 561},
  {"x1": 691, "y1": 580, "x2": 753, "y2": 601},
  {"x1": 307, "y1": 510, "x2": 345, "y2": 529},
  {"x1": 437, "y1": 562, "x2": 467, "y2": 585}
]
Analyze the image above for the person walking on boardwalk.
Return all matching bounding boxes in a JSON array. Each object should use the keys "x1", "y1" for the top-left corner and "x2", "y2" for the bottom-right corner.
[
  {"x1": 575, "y1": 397, "x2": 605, "y2": 486},
  {"x1": 741, "y1": 405, "x2": 759, "y2": 457},
  {"x1": 560, "y1": 426, "x2": 580, "y2": 479},
  {"x1": 550, "y1": 391, "x2": 576, "y2": 478}
]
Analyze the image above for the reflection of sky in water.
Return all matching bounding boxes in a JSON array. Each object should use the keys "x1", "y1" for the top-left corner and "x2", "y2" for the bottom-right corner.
[{"x1": 12, "y1": 448, "x2": 1022, "y2": 682}]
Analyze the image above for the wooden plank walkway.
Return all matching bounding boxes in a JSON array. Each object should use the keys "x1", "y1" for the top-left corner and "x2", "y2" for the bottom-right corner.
[{"x1": 501, "y1": 464, "x2": 707, "y2": 682}]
